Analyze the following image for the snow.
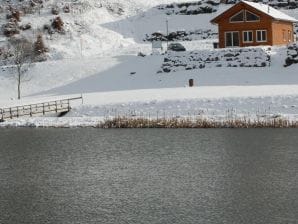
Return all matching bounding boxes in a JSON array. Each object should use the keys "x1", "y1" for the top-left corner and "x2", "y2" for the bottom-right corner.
[
  {"x1": 242, "y1": 0, "x2": 298, "y2": 22},
  {"x1": 2, "y1": 85, "x2": 298, "y2": 127},
  {"x1": 1, "y1": 0, "x2": 298, "y2": 127}
]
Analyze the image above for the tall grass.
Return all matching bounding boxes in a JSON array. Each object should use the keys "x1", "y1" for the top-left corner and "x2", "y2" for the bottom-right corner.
[{"x1": 101, "y1": 116, "x2": 298, "y2": 128}]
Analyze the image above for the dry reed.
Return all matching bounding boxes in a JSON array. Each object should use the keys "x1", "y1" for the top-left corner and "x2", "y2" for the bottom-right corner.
[{"x1": 101, "y1": 116, "x2": 298, "y2": 128}]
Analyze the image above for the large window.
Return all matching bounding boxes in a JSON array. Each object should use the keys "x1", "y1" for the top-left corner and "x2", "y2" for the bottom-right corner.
[
  {"x1": 225, "y1": 32, "x2": 240, "y2": 47},
  {"x1": 245, "y1": 11, "x2": 260, "y2": 22},
  {"x1": 230, "y1": 10, "x2": 244, "y2": 22},
  {"x1": 256, "y1": 30, "x2": 267, "y2": 42},
  {"x1": 243, "y1": 31, "x2": 253, "y2": 42},
  {"x1": 230, "y1": 10, "x2": 260, "y2": 23}
]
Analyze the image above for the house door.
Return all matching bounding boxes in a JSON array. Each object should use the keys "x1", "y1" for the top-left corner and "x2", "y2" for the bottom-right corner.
[{"x1": 225, "y1": 32, "x2": 239, "y2": 47}]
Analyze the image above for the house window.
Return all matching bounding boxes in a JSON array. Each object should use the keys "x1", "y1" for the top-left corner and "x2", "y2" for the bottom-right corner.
[
  {"x1": 230, "y1": 10, "x2": 259, "y2": 23},
  {"x1": 256, "y1": 30, "x2": 267, "y2": 42},
  {"x1": 230, "y1": 10, "x2": 244, "y2": 22},
  {"x1": 245, "y1": 11, "x2": 260, "y2": 21},
  {"x1": 283, "y1": 30, "x2": 287, "y2": 41},
  {"x1": 243, "y1": 31, "x2": 253, "y2": 42},
  {"x1": 225, "y1": 32, "x2": 240, "y2": 47},
  {"x1": 288, "y1": 31, "x2": 292, "y2": 42}
]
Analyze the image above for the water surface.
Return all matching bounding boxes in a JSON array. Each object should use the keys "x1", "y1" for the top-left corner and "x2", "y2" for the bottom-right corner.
[{"x1": 0, "y1": 129, "x2": 297, "y2": 224}]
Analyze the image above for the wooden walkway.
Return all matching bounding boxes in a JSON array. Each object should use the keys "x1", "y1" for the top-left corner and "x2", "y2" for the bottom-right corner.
[{"x1": 0, "y1": 96, "x2": 82, "y2": 122}]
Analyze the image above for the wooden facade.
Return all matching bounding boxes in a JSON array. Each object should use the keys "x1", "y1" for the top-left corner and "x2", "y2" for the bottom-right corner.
[{"x1": 211, "y1": 1, "x2": 297, "y2": 48}]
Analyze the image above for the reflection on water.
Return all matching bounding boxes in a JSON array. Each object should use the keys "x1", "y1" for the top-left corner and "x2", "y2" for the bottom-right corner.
[{"x1": 0, "y1": 129, "x2": 297, "y2": 224}]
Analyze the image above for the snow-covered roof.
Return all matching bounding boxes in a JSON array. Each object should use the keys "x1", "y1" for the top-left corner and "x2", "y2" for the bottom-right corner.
[{"x1": 242, "y1": 0, "x2": 298, "y2": 22}]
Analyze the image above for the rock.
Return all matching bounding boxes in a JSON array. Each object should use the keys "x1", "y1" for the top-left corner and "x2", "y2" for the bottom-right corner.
[
  {"x1": 63, "y1": 5, "x2": 70, "y2": 13},
  {"x1": 19, "y1": 23, "x2": 31, "y2": 30},
  {"x1": 51, "y1": 7, "x2": 60, "y2": 15},
  {"x1": 137, "y1": 52, "x2": 146, "y2": 57},
  {"x1": 164, "y1": 57, "x2": 170, "y2": 62},
  {"x1": 261, "y1": 62, "x2": 267, "y2": 67},
  {"x1": 163, "y1": 67, "x2": 171, "y2": 73},
  {"x1": 224, "y1": 53, "x2": 234, "y2": 57},
  {"x1": 199, "y1": 64, "x2": 205, "y2": 69}
]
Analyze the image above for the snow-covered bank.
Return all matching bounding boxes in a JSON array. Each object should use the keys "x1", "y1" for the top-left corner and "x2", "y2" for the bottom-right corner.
[
  {"x1": 1, "y1": 115, "x2": 298, "y2": 128},
  {"x1": 2, "y1": 85, "x2": 298, "y2": 127}
]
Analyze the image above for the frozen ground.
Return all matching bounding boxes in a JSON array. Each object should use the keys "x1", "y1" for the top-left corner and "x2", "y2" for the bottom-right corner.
[{"x1": 2, "y1": 84, "x2": 298, "y2": 127}]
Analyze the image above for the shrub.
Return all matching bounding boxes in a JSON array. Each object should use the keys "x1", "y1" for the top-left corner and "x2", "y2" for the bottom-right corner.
[
  {"x1": 63, "y1": 5, "x2": 70, "y2": 13},
  {"x1": 12, "y1": 10, "x2": 21, "y2": 22},
  {"x1": 52, "y1": 16, "x2": 64, "y2": 32},
  {"x1": 7, "y1": 9, "x2": 21, "y2": 22},
  {"x1": 3, "y1": 19, "x2": 20, "y2": 37},
  {"x1": 51, "y1": 7, "x2": 60, "y2": 15},
  {"x1": 34, "y1": 34, "x2": 48, "y2": 56}
]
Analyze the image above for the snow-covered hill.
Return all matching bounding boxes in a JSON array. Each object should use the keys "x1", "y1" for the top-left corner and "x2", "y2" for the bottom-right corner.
[{"x1": 0, "y1": 0, "x2": 223, "y2": 97}]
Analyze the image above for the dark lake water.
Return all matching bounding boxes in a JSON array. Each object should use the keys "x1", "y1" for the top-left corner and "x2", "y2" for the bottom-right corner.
[{"x1": 0, "y1": 129, "x2": 297, "y2": 224}]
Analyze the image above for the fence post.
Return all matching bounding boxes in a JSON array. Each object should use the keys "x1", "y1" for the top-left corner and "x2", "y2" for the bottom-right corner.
[
  {"x1": 189, "y1": 79, "x2": 194, "y2": 87},
  {"x1": 68, "y1": 99, "x2": 70, "y2": 111}
]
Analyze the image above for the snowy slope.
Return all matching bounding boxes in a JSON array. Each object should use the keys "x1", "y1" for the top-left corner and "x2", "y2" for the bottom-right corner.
[
  {"x1": 0, "y1": 0, "x2": 225, "y2": 99},
  {"x1": 0, "y1": 0, "x2": 223, "y2": 59}
]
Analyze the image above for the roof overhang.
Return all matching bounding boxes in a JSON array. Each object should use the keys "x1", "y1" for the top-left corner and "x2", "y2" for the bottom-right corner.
[{"x1": 210, "y1": 1, "x2": 298, "y2": 24}]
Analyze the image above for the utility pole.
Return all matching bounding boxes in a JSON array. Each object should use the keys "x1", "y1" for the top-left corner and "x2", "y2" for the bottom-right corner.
[
  {"x1": 79, "y1": 34, "x2": 83, "y2": 58},
  {"x1": 166, "y1": 18, "x2": 169, "y2": 51}
]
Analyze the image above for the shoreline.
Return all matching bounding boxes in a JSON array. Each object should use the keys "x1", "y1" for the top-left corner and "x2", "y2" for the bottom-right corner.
[{"x1": 1, "y1": 115, "x2": 298, "y2": 128}]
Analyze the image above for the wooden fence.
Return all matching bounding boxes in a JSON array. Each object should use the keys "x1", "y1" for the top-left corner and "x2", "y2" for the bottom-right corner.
[{"x1": 0, "y1": 96, "x2": 82, "y2": 122}]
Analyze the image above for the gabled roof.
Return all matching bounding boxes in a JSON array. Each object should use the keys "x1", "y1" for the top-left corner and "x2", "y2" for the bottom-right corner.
[
  {"x1": 211, "y1": 0, "x2": 298, "y2": 23},
  {"x1": 243, "y1": 1, "x2": 298, "y2": 22}
]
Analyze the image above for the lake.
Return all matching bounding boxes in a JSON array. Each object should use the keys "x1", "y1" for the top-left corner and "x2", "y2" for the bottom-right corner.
[{"x1": 0, "y1": 129, "x2": 297, "y2": 224}]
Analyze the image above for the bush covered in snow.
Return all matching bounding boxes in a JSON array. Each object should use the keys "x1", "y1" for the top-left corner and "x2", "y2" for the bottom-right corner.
[
  {"x1": 144, "y1": 29, "x2": 217, "y2": 42},
  {"x1": 225, "y1": 0, "x2": 298, "y2": 9},
  {"x1": 2, "y1": 19, "x2": 20, "y2": 37},
  {"x1": 51, "y1": 16, "x2": 64, "y2": 33},
  {"x1": 284, "y1": 43, "x2": 298, "y2": 67},
  {"x1": 7, "y1": 9, "x2": 21, "y2": 22},
  {"x1": 34, "y1": 34, "x2": 48, "y2": 59},
  {"x1": 156, "y1": 1, "x2": 219, "y2": 15},
  {"x1": 0, "y1": 0, "x2": 43, "y2": 15},
  {"x1": 51, "y1": 6, "x2": 60, "y2": 15},
  {"x1": 160, "y1": 47, "x2": 271, "y2": 73},
  {"x1": 0, "y1": 47, "x2": 13, "y2": 64}
]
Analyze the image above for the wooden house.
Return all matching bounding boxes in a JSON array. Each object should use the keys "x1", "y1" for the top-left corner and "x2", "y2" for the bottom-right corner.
[{"x1": 211, "y1": 1, "x2": 297, "y2": 48}]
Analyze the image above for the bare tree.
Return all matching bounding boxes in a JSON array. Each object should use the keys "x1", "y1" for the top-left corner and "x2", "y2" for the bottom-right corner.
[{"x1": 8, "y1": 37, "x2": 34, "y2": 100}]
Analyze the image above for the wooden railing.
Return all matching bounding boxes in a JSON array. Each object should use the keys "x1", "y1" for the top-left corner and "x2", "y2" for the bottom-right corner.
[{"x1": 0, "y1": 96, "x2": 82, "y2": 122}]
